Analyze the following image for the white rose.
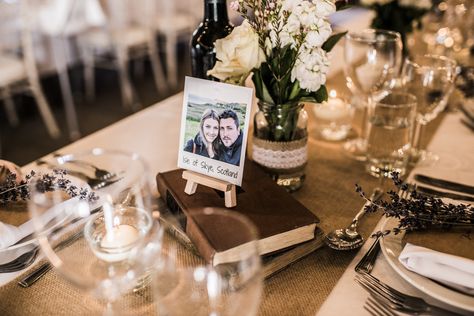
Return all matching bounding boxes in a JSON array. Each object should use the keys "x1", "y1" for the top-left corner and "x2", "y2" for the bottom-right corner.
[
  {"x1": 313, "y1": 0, "x2": 336, "y2": 17},
  {"x1": 208, "y1": 20, "x2": 266, "y2": 82}
]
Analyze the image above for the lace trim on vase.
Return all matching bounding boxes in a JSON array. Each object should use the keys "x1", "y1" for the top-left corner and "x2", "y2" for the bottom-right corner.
[{"x1": 252, "y1": 138, "x2": 307, "y2": 170}]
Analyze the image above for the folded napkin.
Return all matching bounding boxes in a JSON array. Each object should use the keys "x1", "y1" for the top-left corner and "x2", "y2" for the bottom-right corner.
[
  {"x1": 0, "y1": 196, "x2": 92, "y2": 250},
  {"x1": 399, "y1": 243, "x2": 474, "y2": 295}
]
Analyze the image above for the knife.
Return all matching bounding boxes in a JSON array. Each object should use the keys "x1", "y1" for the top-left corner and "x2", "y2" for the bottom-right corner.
[
  {"x1": 416, "y1": 185, "x2": 474, "y2": 202},
  {"x1": 415, "y1": 174, "x2": 474, "y2": 195},
  {"x1": 18, "y1": 206, "x2": 103, "y2": 288}
]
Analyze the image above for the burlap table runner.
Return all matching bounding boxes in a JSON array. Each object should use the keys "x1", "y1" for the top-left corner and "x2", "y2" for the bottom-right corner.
[{"x1": 0, "y1": 72, "x2": 444, "y2": 315}]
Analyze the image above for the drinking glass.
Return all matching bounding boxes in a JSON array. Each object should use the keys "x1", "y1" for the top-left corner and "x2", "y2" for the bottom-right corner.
[
  {"x1": 151, "y1": 208, "x2": 262, "y2": 316},
  {"x1": 28, "y1": 149, "x2": 157, "y2": 314},
  {"x1": 366, "y1": 92, "x2": 417, "y2": 178},
  {"x1": 343, "y1": 29, "x2": 403, "y2": 160},
  {"x1": 400, "y1": 54, "x2": 458, "y2": 163}
]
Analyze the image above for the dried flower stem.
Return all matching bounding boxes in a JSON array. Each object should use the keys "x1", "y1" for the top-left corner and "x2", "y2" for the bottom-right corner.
[
  {"x1": 356, "y1": 173, "x2": 474, "y2": 235},
  {"x1": 0, "y1": 169, "x2": 98, "y2": 207}
]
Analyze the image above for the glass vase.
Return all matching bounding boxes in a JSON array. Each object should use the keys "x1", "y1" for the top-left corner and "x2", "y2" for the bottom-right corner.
[{"x1": 252, "y1": 100, "x2": 308, "y2": 192}]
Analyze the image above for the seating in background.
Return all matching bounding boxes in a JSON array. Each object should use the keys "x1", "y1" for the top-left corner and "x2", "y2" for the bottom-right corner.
[
  {"x1": 149, "y1": 0, "x2": 198, "y2": 89},
  {"x1": 0, "y1": 0, "x2": 61, "y2": 139},
  {"x1": 78, "y1": 0, "x2": 168, "y2": 111}
]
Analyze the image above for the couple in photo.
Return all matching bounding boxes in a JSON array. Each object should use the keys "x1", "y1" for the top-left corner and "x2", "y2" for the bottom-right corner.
[{"x1": 184, "y1": 109, "x2": 243, "y2": 166}]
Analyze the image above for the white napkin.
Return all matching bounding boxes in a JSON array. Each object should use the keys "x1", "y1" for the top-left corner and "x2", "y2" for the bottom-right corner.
[
  {"x1": 0, "y1": 206, "x2": 59, "y2": 250},
  {"x1": 0, "y1": 196, "x2": 93, "y2": 250},
  {"x1": 399, "y1": 243, "x2": 474, "y2": 295}
]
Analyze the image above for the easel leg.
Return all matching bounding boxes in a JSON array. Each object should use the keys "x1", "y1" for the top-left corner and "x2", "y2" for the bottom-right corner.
[
  {"x1": 184, "y1": 180, "x2": 197, "y2": 195},
  {"x1": 224, "y1": 186, "x2": 237, "y2": 208}
]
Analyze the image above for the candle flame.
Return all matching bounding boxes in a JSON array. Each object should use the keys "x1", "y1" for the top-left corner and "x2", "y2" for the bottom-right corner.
[{"x1": 329, "y1": 89, "x2": 337, "y2": 98}]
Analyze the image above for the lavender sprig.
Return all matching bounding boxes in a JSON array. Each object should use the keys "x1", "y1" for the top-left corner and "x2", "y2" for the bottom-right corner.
[
  {"x1": 0, "y1": 169, "x2": 98, "y2": 207},
  {"x1": 356, "y1": 173, "x2": 474, "y2": 236}
]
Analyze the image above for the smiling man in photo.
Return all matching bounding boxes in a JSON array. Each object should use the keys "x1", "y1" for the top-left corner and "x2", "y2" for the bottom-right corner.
[{"x1": 218, "y1": 109, "x2": 243, "y2": 166}]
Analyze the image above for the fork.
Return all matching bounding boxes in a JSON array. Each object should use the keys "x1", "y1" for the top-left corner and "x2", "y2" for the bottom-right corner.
[
  {"x1": 53, "y1": 153, "x2": 115, "y2": 180},
  {"x1": 356, "y1": 272, "x2": 460, "y2": 315},
  {"x1": 0, "y1": 246, "x2": 40, "y2": 273},
  {"x1": 364, "y1": 296, "x2": 398, "y2": 316},
  {"x1": 36, "y1": 159, "x2": 120, "y2": 190},
  {"x1": 355, "y1": 188, "x2": 410, "y2": 274}
]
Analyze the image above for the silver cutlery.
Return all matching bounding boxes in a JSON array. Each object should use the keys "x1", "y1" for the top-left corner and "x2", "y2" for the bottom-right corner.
[
  {"x1": 415, "y1": 174, "x2": 474, "y2": 195},
  {"x1": 415, "y1": 184, "x2": 474, "y2": 202},
  {"x1": 326, "y1": 188, "x2": 384, "y2": 250},
  {"x1": 53, "y1": 152, "x2": 115, "y2": 180},
  {"x1": 364, "y1": 296, "x2": 398, "y2": 316},
  {"x1": 355, "y1": 189, "x2": 410, "y2": 274},
  {"x1": 35, "y1": 159, "x2": 121, "y2": 190},
  {"x1": 459, "y1": 104, "x2": 474, "y2": 123},
  {"x1": 0, "y1": 247, "x2": 40, "y2": 273},
  {"x1": 18, "y1": 229, "x2": 84, "y2": 287},
  {"x1": 461, "y1": 118, "x2": 474, "y2": 132},
  {"x1": 356, "y1": 272, "x2": 460, "y2": 315},
  {"x1": 355, "y1": 237, "x2": 381, "y2": 274}
]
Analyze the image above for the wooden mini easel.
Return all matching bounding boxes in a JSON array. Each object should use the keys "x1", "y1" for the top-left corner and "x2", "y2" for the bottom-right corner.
[{"x1": 182, "y1": 170, "x2": 237, "y2": 208}]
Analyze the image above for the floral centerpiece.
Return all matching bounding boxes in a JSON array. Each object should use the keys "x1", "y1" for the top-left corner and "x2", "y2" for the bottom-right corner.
[
  {"x1": 208, "y1": 0, "x2": 345, "y2": 190},
  {"x1": 360, "y1": 0, "x2": 432, "y2": 54}
]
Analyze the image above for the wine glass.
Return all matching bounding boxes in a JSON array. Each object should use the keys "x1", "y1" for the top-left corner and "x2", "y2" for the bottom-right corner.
[
  {"x1": 150, "y1": 208, "x2": 263, "y2": 316},
  {"x1": 343, "y1": 29, "x2": 403, "y2": 160},
  {"x1": 400, "y1": 54, "x2": 458, "y2": 164},
  {"x1": 28, "y1": 149, "x2": 158, "y2": 314}
]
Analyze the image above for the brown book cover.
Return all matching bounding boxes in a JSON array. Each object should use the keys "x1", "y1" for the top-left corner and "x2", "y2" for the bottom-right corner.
[
  {"x1": 156, "y1": 161, "x2": 319, "y2": 265},
  {"x1": 157, "y1": 198, "x2": 325, "y2": 277}
]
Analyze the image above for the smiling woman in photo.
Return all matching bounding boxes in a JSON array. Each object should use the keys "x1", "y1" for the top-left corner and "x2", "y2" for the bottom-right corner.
[{"x1": 184, "y1": 109, "x2": 220, "y2": 159}]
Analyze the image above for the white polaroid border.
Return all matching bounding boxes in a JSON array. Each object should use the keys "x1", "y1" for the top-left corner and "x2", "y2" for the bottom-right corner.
[{"x1": 177, "y1": 77, "x2": 253, "y2": 186}]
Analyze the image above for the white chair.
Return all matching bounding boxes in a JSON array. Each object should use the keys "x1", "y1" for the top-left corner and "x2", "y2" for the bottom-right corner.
[
  {"x1": 0, "y1": 0, "x2": 60, "y2": 139},
  {"x1": 29, "y1": 0, "x2": 107, "y2": 140},
  {"x1": 78, "y1": 0, "x2": 168, "y2": 110},
  {"x1": 151, "y1": 0, "x2": 198, "y2": 89}
]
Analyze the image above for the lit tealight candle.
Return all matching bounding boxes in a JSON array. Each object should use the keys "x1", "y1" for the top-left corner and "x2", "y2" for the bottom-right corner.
[
  {"x1": 313, "y1": 90, "x2": 349, "y2": 121},
  {"x1": 96, "y1": 224, "x2": 139, "y2": 262}
]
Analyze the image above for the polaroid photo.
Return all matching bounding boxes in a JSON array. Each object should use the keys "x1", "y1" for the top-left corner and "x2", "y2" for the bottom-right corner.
[{"x1": 177, "y1": 77, "x2": 253, "y2": 186}]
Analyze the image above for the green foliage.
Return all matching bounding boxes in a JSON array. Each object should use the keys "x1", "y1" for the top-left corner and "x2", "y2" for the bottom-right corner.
[{"x1": 322, "y1": 31, "x2": 348, "y2": 52}]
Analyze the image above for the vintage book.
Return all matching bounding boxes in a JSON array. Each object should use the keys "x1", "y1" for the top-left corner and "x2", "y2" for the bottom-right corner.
[
  {"x1": 157, "y1": 199, "x2": 325, "y2": 278},
  {"x1": 156, "y1": 161, "x2": 319, "y2": 266}
]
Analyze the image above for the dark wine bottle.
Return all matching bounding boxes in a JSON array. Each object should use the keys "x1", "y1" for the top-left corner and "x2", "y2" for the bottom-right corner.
[{"x1": 191, "y1": 0, "x2": 233, "y2": 80}]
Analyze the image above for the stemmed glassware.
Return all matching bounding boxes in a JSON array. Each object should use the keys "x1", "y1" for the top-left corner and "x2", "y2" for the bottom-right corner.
[
  {"x1": 151, "y1": 208, "x2": 263, "y2": 316},
  {"x1": 28, "y1": 149, "x2": 158, "y2": 314},
  {"x1": 400, "y1": 54, "x2": 458, "y2": 164},
  {"x1": 343, "y1": 29, "x2": 403, "y2": 160}
]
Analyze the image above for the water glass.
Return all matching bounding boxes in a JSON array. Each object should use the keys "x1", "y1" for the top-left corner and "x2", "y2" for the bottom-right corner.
[
  {"x1": 28, "y1": 149, "x2": 156, "y2": 314},
  {"x1": 366, "y1": 92, "x2": 417, "y2": 178},
  {"x1": 151, "y1": 208, "x2": 262, "y2": 316}
]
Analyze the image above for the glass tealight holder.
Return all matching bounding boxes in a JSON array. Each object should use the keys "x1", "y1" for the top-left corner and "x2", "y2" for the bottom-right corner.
[{"x1": 313, "y1": 90, "x2": 354, "y2": 141}]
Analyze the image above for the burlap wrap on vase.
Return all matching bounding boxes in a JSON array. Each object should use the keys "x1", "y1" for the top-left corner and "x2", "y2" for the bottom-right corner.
[{"x1": 252, "y1": 136, "x2": 307, "y2": 191}]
